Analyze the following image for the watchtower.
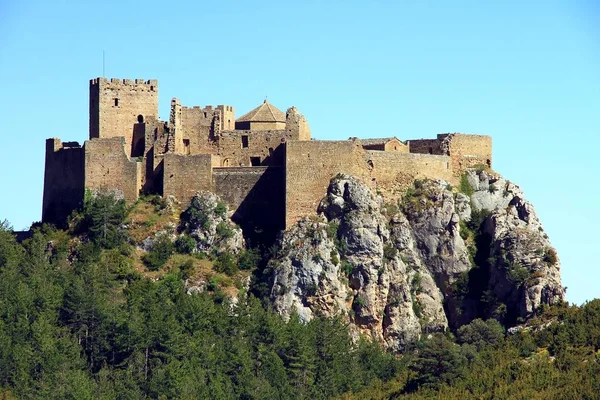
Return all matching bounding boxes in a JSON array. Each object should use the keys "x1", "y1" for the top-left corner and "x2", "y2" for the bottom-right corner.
[{"x1": 89, "y1": 78, "x2": 158, "y2": 157}]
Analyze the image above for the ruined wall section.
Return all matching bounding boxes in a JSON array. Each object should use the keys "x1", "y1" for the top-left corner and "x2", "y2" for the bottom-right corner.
[
  {"x1": 89, "y1": 78, "x2": 158, "y2": 157},
  {"x1": 84, "y1": 138, "x2": 141, "y2": 203},
  {"x1": 180, "y1": 105, "x2": 217, "y2": 155},
  {"x1": 443, "y1": 134, "x2": 492, "y2": 174},
  {"x1": 42, "y1": 139, "x2": 85, "y2": 224},
  {"x1": 285, "y1": 107, "x2": 311, "y2": 141},
  {"x1": 217, "y1": 105, "x2": 235, "y2": 131},
  {"x1": 214, "y1": 166, "x2": 285, "y2": 236},
  {"x1": 217, "y1": 129, "x2": 293, "y2": 166},
  {"x1": 162, "y1": 154, "x2": 217, "y2": 204},
  {"x1": 285, "y1": 140, "x2": 367, "y2": 228},
  {"x1": 365, "y1": 151, "x2": 454, "y2": 202},
  {"x1": 408, "y1": 138, "x2": 443, "y2": 155}
]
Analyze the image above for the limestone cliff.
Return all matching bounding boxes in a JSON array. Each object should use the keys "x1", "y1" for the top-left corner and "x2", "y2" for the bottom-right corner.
[{"x1": 267, "y1": 170, "x2": 564, "y2": 351}]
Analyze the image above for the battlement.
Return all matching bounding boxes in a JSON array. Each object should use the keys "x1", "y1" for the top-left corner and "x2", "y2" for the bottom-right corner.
[
  {"x1": 90, "y1": 77, "x2": 158, "y2": 87},
  {"x1": 46, "y1": 138, "x2": 82, "y2": 153}
]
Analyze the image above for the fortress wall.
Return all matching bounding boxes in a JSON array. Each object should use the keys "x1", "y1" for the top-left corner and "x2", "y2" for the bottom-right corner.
[
  {"x1": 42, "y1": 139, "x2": 85, "y2": 224},
  {"x1": 408, "y1": 138, "x2": 443, "y2": 155},
  {"x1": 285, "y1": 107, "x2": 311, "y2": 141},
  {"x1": 180, "y1": 106, "x2": 217, "y2": 155},
  {"x1": 84, "y1": 137, "x2": 141, "y2": 203},
  {"x1": 447, "y1": 134, "x2": 492, "y2": 173},
  {"x1": 217, "y1": 130, "x2": 293, "y2": 166},
  {"x1": 384, "y1": 139, "x2": 409, "y2": 152},
  {"x1": 163, "y1": 153, "x2": 214, "y2": 204},
  {"x1": 90, "y1": 78, "x2": 158, "y2": 157},
  {"x1": 366, "y1": 151, "x2": 454, "y2": 199},
  {"x1": 214, "y1": 167, "x2": 285, "y2": 236},
  {"x1": 285, "y1": 140, "x2": 367, "y2": 228}
]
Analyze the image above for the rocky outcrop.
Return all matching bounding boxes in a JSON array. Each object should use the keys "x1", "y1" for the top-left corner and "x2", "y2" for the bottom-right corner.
[
  {"x1": 268, "y1": 171, "x2": 564, "y2": 352},
  {"x1": 467, "y1": 171, "x2": 564, "y2": 319},
  {"x1": 180, "y1": 192, "x2": 245, "y2": 254}
]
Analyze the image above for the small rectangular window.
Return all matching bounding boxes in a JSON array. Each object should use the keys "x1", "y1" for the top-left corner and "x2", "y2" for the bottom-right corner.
[
  {"x1": 114, "y1": 98, "x2": 119, "y2": 107},
  {"x1": 242, "y1": 135, "x2": 249, "y2": 148},
  {"x1": 250, "y1": 157, "x2": 261, "y2": 166},
  {"x1": 183, "y1": 139, "x2": 190, "y2": 155}
]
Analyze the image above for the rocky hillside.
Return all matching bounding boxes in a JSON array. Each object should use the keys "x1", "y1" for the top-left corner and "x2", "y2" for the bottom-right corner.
[{"x1": 267, "y1": 170, "x2": 564, "y2": 351}]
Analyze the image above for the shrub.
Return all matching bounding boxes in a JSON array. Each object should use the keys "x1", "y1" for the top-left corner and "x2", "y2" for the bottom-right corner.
[
  {"x1": 459, "y1": 220, "x2": 471, "y2": 240},
  {"x1": 459, "y1": 174, "x2": 474, "y2": 197},
  {"x1": 179, "y1": 259, "x2": 194, "y2": 280},
  {"x1": 411, "y1": 272, "x2": 423, "y2": 294},
  {"x1": 456, "y1": 318, "x2": 504, "y2": 350},
  {"x1": 544, "y1": 248, "x2": 558, "y2": 265},
  {"x1": 175, "y1": 235, "x2": 196, "y2": 254},
  {"x1": 507, "y1": 262, "x2": 529, "y2": 285},
  {"x1": 412, "y1": 299, "x2": 423, "y2": 318},
  {"x1": 330, "y1": 250, "x2": 339, "y2": 266},
  {"x1": 383, "y1": 243, "x2": 398, "y2": 261},
  {"x1": 467, "y1": 208, "x2": 492, "y2": 233},
  {"x1": 238, "y1": 248, "x2": 260, "y2": 270},
  {"x1": 213, "y1": 252, "x2": 238, "y2": 276},
  {"x1": 142, "y1": 234, "x2": 174, "y2": 271},
  {"x1": 214, "y1": 202, "x2": 227, "y2": 218},
  {"x1": 216, "y1": 222, "x2": 234, "y2": 239},
  {"x1": 342, "y1": 260, "x2": 353, "y2": 276},
  {"x1": 181, "y1": 196, "x2": 212, "y2": 231},
  {"x1": 326, "y1": 221, "x2": 339, "y2": 238},
  {"x1": 354, "y1": 295, "x2": 367, "y2": 307}
]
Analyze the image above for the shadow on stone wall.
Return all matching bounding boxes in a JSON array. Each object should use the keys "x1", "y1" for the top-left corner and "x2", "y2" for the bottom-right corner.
[{"x1": 227, "y1": 166, "x2": 285, "y2": 248}]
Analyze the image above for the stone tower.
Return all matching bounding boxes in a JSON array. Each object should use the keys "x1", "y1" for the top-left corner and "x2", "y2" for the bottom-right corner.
[{"x1": 89, "y1": 78, "x2": 159, "y2": 157}]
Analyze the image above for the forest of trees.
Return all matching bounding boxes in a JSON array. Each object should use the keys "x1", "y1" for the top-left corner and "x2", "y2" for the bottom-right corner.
[{"x1": 0, "y1": 195, "x2": 599, "y2": 399}]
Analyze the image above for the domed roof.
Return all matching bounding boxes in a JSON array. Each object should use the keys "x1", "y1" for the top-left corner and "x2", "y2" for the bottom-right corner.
[{"x1": 236, "y1": 100, "x2": 286, "y2": 123}]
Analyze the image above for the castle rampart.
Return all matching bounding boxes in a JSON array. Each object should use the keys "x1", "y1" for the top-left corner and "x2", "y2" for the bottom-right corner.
[
  {"x1": 42, "y1": 139, "x2": 84, "y2": 224},
  {"x1": 43, "y1": 77, "x2": 493, "y2": 242},
  {"x1": 163, "y1": 153, "x2": 216, "y2": 203},
  {"x1": 214, "y1": 166, "x2": 285, "y2": 239},
  {"x1": 84, "y1": 137, "x2": 141, "y2": 203}
]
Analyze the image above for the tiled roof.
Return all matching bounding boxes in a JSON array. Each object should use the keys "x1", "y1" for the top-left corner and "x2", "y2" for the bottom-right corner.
[{"x1": 236, "y1": 100, "x2": 286, "y2": 123}]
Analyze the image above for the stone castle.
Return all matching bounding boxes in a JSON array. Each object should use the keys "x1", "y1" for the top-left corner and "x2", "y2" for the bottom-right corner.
[{"x1": 43, "y1": 77, "x2": 492, "y2": 238}]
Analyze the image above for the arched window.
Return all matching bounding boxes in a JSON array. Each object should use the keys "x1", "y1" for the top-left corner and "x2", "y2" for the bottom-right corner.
[{"x1": 137, "y1": 115, "x2": 144, "y2": 123}]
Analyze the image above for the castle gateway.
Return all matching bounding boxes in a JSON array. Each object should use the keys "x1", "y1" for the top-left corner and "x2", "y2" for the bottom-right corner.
[{"x1": 43, "y1": 78, "x2": 492, "y2": 238}]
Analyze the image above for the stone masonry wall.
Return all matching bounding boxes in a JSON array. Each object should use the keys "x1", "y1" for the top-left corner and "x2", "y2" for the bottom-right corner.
[
  {"x1": 407, "y1": 138, "x2": 443, "y2": 155},
  {"x1": 214, "y1": 166, "x2": 285, "y2": 238},
  {"x1": 162, "y1": 153, "x2": 215, "y2": 204},
  {"x1": 446, "y1": 134, "x2": 492, "y2": 174},
  {"x1": 42, "y1": 139, "x2": 85, "y2": 225},
  {"x1": 180, "y1": 106, "x2": 217, "y2": 155},
  {"x1": 89, "y1": 78, "x2": 158, "y2": 157},
  {"x1": 217, "y1": 130, "x2": 295, "y2": 166},
  {"x1": 84, "y1": 137, "x2": 141, "y2": 203},
  {"x1": 285, "y1": 140, "x2": 460, "y2": 227},
  {"x1": 285, "y1": 140, "x2": 367, "y2": 228},
  {"x1": 365, "y1": 150, "x2": 454, "y2": 202}
]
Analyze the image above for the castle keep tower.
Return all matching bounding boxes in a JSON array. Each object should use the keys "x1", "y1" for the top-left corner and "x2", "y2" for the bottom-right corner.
[{"x1": 89, "y1": 78, "x2": 158, "y2": 157}]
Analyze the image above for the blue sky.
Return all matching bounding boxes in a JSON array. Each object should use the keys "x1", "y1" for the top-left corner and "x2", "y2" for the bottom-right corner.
[{"x1": 0, "y1": 0, "x2": 598, "y2": 304}]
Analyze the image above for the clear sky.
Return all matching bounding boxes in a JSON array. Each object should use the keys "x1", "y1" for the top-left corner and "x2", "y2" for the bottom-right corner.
[{"x1": 0, "y1": 0, "x2": 598, "y2": 304}]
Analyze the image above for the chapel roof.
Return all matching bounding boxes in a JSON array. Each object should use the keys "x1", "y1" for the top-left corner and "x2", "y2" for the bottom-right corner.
[{"x1": 236, "y1": 100, "x2": 286, "y2": 123}]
